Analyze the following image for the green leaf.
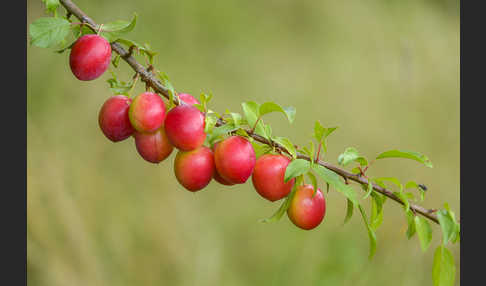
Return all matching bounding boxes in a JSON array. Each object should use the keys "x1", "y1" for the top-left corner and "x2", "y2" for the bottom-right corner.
[
  {"x1": 259, "y1": 102, "x2": 296, "y2": 123},
  {"x1": 29, "y1": 17, "x2": 71, "y2": 48},
  {"x1": 343, "y1": 199, "x2": 354, "y2": 224},
  {"x1": 260, "y1": 177, "x2": 300, "y2": 223},
  {"x1": 157, "y1": 72, "x2": 176, "y2": 107},
  {"x1": 363, "y1": 181, "x2": 373, "y2": 199},
  {"x1": 373, "y1": 177, "x2": 404, "y2": 193},
  {"x1": 42, "y1": 0, "x2": 60, "y2": 14},
  {"x1": 241, "y1": 101, "x2": 260, "y2": 127},
  {"x1": 437, "y1": 209, "x2": 456, "y2": 245},
  {"x1": 394, "y1": 191, "x2": 410, "y2": 213},
  {"x1": 284, "y1": 159, "x2": 310, "y2": 183},
  {"x1": 405, "y1": 181, "x2": 426, "y2": 202},
  {"x1": 230, "y1": 113, "x2": 242, "y2": 128},
  {"x1": 370, "y1": 192, "x2": 384, "y2": 230},
  {"x1": 263, "y1": 123, "x2": 273, "y2": 140},
  {"x1": 358, "y1": 204, "x2": 377, "y2": 259},
  {"x1": 112, "y1": 54, "x2": 121, "y2": 68},
  {"x1": 376, "y1": 149, "x2": 433, "y2": 168},
  {"x1": 314, "y1": 121, "x2": 326, "y2": 143},
  {"x1": 406, "y1": 211, "x2": 416, "y2": 239},
  {"x1": 55, "y1": 40, "x2": 76, "y2": 54},
  {"x1": 199, "y1": 93, "x2": 213, "y2": 108},
  {"x1": 100, "y1": 13, "x2": 137, "y2": 42},
  {"x1": 260, "y1": 196, "x2": 291, "y2": 223},
  {"x1": 312, "y1": 164, "x2": 358, "y2": 205},
  {"x1": 432, "y1": 246, "x2": 456, "y2": 286},
  {"x1": 337, "y1": 147, "x2": 368, "y2": 167},
  {"x1": 313, "y1": 121, "x2": 338, "y2": 154},
  {"x1": 106, "y1": 72, "x2": 134, "y2": 96},
  {"x1": 207, "y1": 123, "x2": 239, "y2": 145},
  {"x1": 204, "y1": 114, "x2": 218, "y2": 134},
  {"x1": 72, "y1": 24, "x2": 94, "y2": 38},
  {"x1": 252, "y1": 142, "x2": 273, "y2": 158},
  {"x1": 414, "y1": 216, "x2": 432, "y2": 252},
  {"x1": 273, "y1": 137, "x2": 296, "y2": 159},
  {"x1": 307, "y1": 172, "x2": 318, "y2": 195},
  {"x1": 116, "y1": 38, "x2": 157, "y2": 63},
  {"x1": 337, "y1": 147, "x2": 359, "y2": 166}
]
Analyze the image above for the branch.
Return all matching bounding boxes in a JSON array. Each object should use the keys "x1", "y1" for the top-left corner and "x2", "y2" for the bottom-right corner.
[{"x1": 59, "y1": 0, "x2": 439, "y2": 225}]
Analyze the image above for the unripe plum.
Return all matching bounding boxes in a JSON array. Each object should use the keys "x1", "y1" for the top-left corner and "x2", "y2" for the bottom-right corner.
[
  {"x1": 211, "y1": 142, "x2": 235, "y2": 186},
  {"x1": 214, "y1": 136, "x2": 255, "y2": 184},
  {"x1": 98, "y1": 95, "x2": 134, "y2": 142},
  {"x1": 252, "y1": 154, "x2": 295, "y2": 201},
  {"x1": 174, "y1": 146, "x2": 215, "y2": 191},
  {"x1": 164, "y1": 105, "x2": 206, "y2": 151},
  {"x1": 134, "y1": 127, "x2": 173, "y2": 163},
  {"x1": 69, "y1": 34, "x2": 111, "y2": 81},
  {"x1": 177, "y1": 93, "x2": 200, "y2": 105},
  {"x1": 287, "y1": 184, "x2": 326, "y2": 230},
  {"x1": 129, "y1": 92, "x2": 166, "y2": 133}
]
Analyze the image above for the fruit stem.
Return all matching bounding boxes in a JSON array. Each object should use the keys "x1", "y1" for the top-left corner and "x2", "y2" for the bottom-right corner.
[
  {"x1": 128, "y1": 73, "x2": 140, "y2": 97},
  {"x1": 97, "y1": 24, "x2": 104, "y2": 35}
]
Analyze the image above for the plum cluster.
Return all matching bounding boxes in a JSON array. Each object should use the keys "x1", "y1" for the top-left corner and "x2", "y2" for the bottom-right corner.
[{"x1": 70, "y1": 34, "x2": 326, "y2": 230}]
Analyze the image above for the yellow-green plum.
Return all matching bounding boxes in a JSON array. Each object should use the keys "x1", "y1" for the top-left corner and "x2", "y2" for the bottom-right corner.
[
  {"x1": 214, "y1": 136, "x2": 255, "y2": 184},
  {"x1": 287, "y1": 184, "x2": 326, "y2": 230},
  {"x1": 129, "y1": 92, "x2": 166, "y2": 133},
  {"x1": 174, "y1": 146, "x2": 215, "y2": 191},
  {"x1": 252, "y1": 154, "x2": 295, "y2": 201}
]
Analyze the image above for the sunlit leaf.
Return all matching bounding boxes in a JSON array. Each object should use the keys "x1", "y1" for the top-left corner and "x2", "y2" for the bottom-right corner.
[
  {"x1": 432, "y1": 246, "x2": 455, "y2": 286},
  {"x1": 376, "y1": 149, "x2": 433, "y2": 168}
]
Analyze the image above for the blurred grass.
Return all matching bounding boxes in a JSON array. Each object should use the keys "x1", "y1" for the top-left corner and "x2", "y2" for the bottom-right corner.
[{"x1": 27, "y1": 0, "x2": 459, "y2": 285}]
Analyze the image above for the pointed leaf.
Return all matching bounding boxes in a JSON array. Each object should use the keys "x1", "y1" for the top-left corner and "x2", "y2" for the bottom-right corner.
[
  {"x1": 312, "y1": 164, "x2": 358, "y2": 205},
  {"x1": 273, "y1": 137, "x2": 296, "y2": 159},
  {"x1": 241, "y1": 101, "x2": 260, "y2": 127},
  {"x1": 29, "y1": 17, "x2": 71, "y2": 48},
  {"x1": 415, "y1": 216, "x2": 432, "y2": 252},
  {"x1": 344, "y1": 199, "x2": 354, "y2": 224},
  {"x1": 42, "y1": 0, "x2": 60, "y2": 14},
  {"x1": 307, "y1": 172, "x2": 318, "y2": 195},
  {"x1": 432, "y1": 246, "x2": 456, "y2": 286},
  {"x1": 363, "y1": 181, "x2": 373, "y2": 199},
  {"x1": 259, "y1": 102, "x2": 295, "y2": 123},
  {"x1": 358, "y1": 204, "x2": 377, "y2": 259},
  {"x1": 284, "y1": 159, "x2": 310, "y2": 183},
  {"x1": 100, "y1": 13, "x2": 138, "y2": 42},
  {"x1": 437, "y1": 209, "x2": 456, "y2": 245},
  {"x1": 376, "y1": 149, "x2": 433, "y2": 168}
]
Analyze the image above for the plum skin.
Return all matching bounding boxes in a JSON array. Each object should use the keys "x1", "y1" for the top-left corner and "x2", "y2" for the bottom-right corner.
[
  {"x1": 134, "y1": 127, "x2": 174, "y2": 163},
  {"x1": 214, "y1": 136, "x2": 256, "y2": 184},
  {"x1": 129, "y1": 92, "x2": 166, "y2": 133},
  {"x1": 174, "y1": 146, "x2": 215, "y2": 191},
  {"x1": 164, "y1": 105, "x2": 206, "y2": 151},
  {"x1": 177, "y1": 93, "x2": 200, "y2": 105},
  {"x1": 252, "y1": 154, "x2": 295, "y2": 201},
  {"x1": 69, "y1": 34, "x2": 111, "y2": 81},
  {"x1": 211, "y1": 142, "x2": 235, "y2": 186},
  {"x1": 98, "y1": 95, "x2": 134, "y2": 142},
  {"x1": 287, "y1": 184, "x2": 326, "y2": 230}
]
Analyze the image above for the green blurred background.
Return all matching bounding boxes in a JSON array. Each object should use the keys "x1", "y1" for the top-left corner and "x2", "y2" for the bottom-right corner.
[{"x1": 27, "y1": 0, "x2": 460, "y2": 285}]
